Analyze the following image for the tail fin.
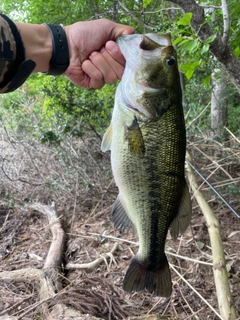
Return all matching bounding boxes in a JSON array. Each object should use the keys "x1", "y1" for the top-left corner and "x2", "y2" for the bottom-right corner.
[{"x1": 123, "y1": 255, "x2": 172, "y2": 297}]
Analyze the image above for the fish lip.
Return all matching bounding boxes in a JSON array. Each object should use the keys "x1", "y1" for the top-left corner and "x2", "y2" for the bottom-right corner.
[
  {"x1": 136, "y1": 81, "x2": 161, "y2": 93},
  {"x1": 125, "y1": 103, "x2": 140, "y2": 113},
  {"x1": 120, "y1": 81, "x2": 161, "y2": 119},
  {"x1": 125, "y1": 102, "x2": 155, "y2": 119}
]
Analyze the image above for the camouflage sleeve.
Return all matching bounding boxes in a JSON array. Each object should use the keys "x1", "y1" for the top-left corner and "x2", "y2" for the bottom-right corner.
[{"x1": 0, "y1": 14, "x2": 36, "y2": 93}]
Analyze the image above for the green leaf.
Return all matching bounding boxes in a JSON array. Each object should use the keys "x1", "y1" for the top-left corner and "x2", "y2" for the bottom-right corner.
[
  {"x1": 234, "y1": 46, "x2": 240, "y2": 57},
  {"x1": 205, "y1": 34, "x2": 217, "y2": 44},
  {"x1": 177, "y1": 39, "x2": 189, "y2": 47},
  {"x1": 181, "y1": 61, "x2": 201, "y2": 79},
  {"x1": 177, "y1": 12, "x2": 193, "y2": 26},
  {"x1": 181, "y1": 61, "x2": 200, "y2": 72},
  {"x1": 203, "y1": 75, "x2": 211, "y2": 86},
  {"x1": 201, "y1": 43, "x2": 209, "y2": 54},
  {"x1": 185, "y1": 69, "x2": 195, "y2": 80},
  {"x1": 185, "y1": 39, "x2": 199, "y2": 52},
  {"x1": 172, "y1": 36, "x2": 183, "y2": 46},
  {"x1": 143, "y1": 0, "x2": 152, "y2": 8}
]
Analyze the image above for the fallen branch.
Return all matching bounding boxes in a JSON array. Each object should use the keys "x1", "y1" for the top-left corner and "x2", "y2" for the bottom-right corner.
[
  {"x1": 186, "y1": 152, "x2": 236, "y2": 320},
  {"x1": 0, "y1": 203, "x2": 82, "y2": 320},
  {"x1": 65, "y1": 242, "x2": 119, "y2": 271},
  {"x1": 29, "y1": 203, "x2": 65, "y2": 271}
]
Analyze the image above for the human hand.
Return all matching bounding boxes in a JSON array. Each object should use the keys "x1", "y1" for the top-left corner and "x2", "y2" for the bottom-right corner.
[{"x1": 64, "y1": 19, "x2": 134, "y2": 89}]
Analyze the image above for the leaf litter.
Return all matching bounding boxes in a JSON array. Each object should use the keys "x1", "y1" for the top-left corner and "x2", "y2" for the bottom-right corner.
[{"x1": 0, "y1": 133, "x2": 239, "y2": 319}]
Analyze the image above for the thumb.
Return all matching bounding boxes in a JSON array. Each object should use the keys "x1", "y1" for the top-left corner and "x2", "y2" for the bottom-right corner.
[{"x1": 112, "y1": 24, "x2": 134, "y2": 39}]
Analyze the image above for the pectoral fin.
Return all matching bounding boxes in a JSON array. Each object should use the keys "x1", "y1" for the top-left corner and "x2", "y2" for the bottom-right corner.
[
  {"x1": 125, "y1": 117, "x2": 145, "y2": 157},
  {"x1": 112, "y1": 195, "x2": 135, "y2": 233},
  {"x1": 101, "y1": 124, "x2": 113, "y2": 152},
  {"x1": 170, "y1": 179, "x2": 192, "y2": 239}
]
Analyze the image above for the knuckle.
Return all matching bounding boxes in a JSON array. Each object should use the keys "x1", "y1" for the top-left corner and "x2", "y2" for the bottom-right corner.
[{"x1": 105, "y1": 72, "x2": 117, "y2": 84}]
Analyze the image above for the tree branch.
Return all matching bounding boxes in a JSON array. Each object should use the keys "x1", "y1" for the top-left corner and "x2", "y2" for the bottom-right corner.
[
  {"x1": 221, "y1": 0, "x2": 230, "y2": 46},
  {"x1": 118, "y1": 0, "x2": 153, "y2": 30},
  {"x1": 168, "y1": 0, "x2": 240, "y2": 92},
  {"x1": 29, "y1": 203, "x2": 66, "y2": 271}
]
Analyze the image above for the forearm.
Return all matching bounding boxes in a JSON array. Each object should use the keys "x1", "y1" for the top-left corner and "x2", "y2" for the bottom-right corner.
[
  {"x1": 15, "y1": 22, "x2": 52, "y2": 73},
  {"x1": 0, "y1": 14, "x2": 53, "y2": 93}
]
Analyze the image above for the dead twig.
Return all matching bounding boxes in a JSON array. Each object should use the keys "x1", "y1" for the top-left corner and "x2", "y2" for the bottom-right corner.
[{"x1": 65, "y1": 242, "x2": 118, "y2": 271}]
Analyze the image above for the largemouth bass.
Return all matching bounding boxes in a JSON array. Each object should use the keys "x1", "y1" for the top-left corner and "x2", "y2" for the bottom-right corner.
[{"x1": 101, "y1": 33, "x2": 192, "y2": 297}]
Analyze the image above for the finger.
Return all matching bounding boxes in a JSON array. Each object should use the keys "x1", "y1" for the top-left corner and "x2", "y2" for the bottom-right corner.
[
  {"x1": 105, "y1": 41, "x2": 125, "y2": 66},
  {"x1": 112, "y1": 24, "x2": 135, "y2": 39},
  {"x1": 100, "y1": 46, "x2": 125, "y2": 79},
  {"x1": 89, "y1": 50, "x2": 118, "y2": 84},
  {"x1": 81, "y1": 58, "x2": 105, "y2": 89}
]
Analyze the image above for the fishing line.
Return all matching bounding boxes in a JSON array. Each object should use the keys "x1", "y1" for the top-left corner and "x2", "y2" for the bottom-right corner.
[{"x1": 186, "y1": 159, "x2": 240, "y2": 219}]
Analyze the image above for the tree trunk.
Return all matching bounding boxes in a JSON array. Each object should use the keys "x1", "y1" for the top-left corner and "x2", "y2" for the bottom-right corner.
[{"x1": 211, "y1": 69, "x2": 228, "y2": 138}]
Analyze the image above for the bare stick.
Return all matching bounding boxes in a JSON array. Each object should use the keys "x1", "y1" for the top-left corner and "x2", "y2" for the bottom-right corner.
[
  {"x1": 65, "y1": 242, "x2": 118, "y2": 270},
  {"x1": 29, "y1": 203, "x2": 66, "y2": 270},
  {"x1": 186, "y1": 152, "x2": 237, "y2": 320}
]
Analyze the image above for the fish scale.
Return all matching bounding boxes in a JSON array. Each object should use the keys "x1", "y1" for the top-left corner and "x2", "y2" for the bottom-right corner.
[{"x1": 101, "y1": 33, "x2": 192, "y2": 297}]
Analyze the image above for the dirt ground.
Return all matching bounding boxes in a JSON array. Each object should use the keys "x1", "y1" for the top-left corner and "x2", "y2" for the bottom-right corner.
[{"x1": 0, "y1": 135, "x2": 239, "y2": 319}]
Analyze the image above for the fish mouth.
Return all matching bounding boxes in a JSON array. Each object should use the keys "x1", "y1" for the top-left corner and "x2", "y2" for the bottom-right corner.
[
  {"x1": 125, "y1": 101, "x2": 155, "y2": 119},
  {"x1": 137, "y1": 82, "x2": 161, "y2": 93},
  {"x1": 122, "y1": 82, "x2": 162, "y2": 118},
  {"x1": 126, "y1": 103, "x2": 140, "y2": 113}
]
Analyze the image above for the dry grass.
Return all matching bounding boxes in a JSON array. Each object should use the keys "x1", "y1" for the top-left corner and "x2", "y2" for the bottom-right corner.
[{"x1": 0, "y1": 128, "x2": 239, "y2": 319}]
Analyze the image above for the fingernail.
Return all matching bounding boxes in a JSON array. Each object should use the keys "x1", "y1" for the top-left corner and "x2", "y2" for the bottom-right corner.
[
  {"x1": 106, "y1": 41, "x2": 118, "y2": 53},
  {"x1": 90, "y1": 51, "x2": 97, "y2": 57}
]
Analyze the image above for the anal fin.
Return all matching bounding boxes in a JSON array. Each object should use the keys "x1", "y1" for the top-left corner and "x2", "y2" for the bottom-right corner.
[
  {"x1": 112, "y1": 195, "x2": 134, "y2": 233},
  {"x1": 170, "y1": 178, "x2": 192, "y2": 239}
]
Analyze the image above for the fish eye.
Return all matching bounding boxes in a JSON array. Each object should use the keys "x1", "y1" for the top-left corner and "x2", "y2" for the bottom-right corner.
[{"x1": 166, "y1": 56, "x2": 175, "y2": 66}]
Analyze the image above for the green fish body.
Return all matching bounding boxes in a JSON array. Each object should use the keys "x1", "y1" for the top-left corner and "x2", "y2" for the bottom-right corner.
[{"x1": 101, "y1": 34, "x2": 192, "y2": 297}]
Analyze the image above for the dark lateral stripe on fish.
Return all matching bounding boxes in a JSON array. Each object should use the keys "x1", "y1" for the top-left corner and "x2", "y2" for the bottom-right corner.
[
  {"x1": 162, "y1": 171, "x2": 183, "y2": 178},
  {"x1": 149, "y1": 210, "x2": 170, "y2": 263}
]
